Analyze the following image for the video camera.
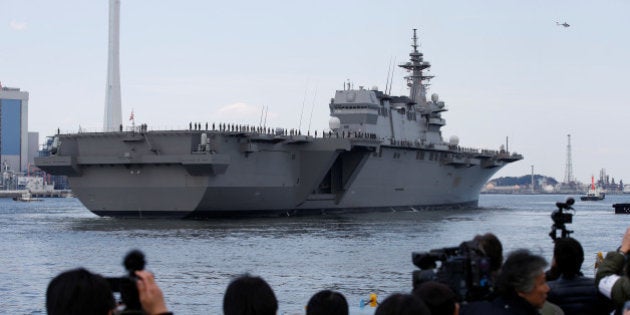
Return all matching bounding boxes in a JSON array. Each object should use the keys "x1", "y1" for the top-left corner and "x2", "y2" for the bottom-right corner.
[
  {"x1": 412, "y1": 239, "x2": 493, "y2": 303},
  {"x1": 549, "y1": 197, "x2": 575, "y2": 241},
  {"x1": 106, "y1": 250, "x2": 146, "y2": 314}
]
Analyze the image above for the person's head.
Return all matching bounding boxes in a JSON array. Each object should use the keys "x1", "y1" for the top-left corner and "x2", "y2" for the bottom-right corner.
[
  {"x1": 497, "y1": 249, "x2": 549, "y2": 309},
  {"x1": 553, "y1": 237, "x2": 584, "y2": 278},
  {"x1": 474, "y1": 232, "x2": 503, "y2": 272},
  {"x1": 306, "y1": 290, "x2": 348, "y2": 315},
  {"x1": 223, "y1": 274, "x2": 278, "y2": 315},
  {"x1": 412, "y1": 281, "x2": 458, "y2": 315},
  {"x1": 46, "y1": 268, "x2": 115, "y2": 315},
  {"x1": 374, "y1": 293, "x2": 431, "y2": 315}
]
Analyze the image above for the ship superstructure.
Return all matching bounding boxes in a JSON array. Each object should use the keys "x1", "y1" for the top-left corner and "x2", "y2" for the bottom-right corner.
[
  {"x1": 331, "y1": 30, "x2": 448, "y2": 149},
  {"x1": 35, "y1": 30, "x2": 522, "y2": 218}
]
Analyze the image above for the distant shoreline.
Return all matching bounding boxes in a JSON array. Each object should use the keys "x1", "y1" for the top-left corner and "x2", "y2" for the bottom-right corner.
[{"x1": 481, "y1": 191, "x2": 628, "y2": 195}]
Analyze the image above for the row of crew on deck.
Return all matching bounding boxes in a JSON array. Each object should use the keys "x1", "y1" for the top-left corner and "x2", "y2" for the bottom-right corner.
[{"x1": 180, "y1": 120, "x2": 518, "y2": 160}]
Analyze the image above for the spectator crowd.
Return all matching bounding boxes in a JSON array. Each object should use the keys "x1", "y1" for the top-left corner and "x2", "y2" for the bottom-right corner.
[{"x1": 46, "y1": 227, "x2": 630, "y2": 315}]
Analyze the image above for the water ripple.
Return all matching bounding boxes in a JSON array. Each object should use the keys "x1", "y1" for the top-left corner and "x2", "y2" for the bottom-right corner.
[{"x1": 1, "y1": 195, "x2": 626, "y2": 314}]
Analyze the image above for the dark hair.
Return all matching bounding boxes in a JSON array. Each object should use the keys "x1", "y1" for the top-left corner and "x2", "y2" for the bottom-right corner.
[
  {"x1": 553, "y1": 237, "x2": 584, "y2": 278},
  {"x1": 474, "y1": 232, "x2": 503, "y2": 271},
  {"x1": 497, "y1": 249, "x2": 547, "y2": 296},
  {"x1": 374, "y1": 293, "x2": 430, "y2": 315},
  {"x1": 46, "y1": 268, "x2": 115, "y2": 315},
  {"x1": 306, "y1": 290, "x2": 348, "y2": 315},
  {"x1": 223, "y1": 274, "x2": 278, "y2": 315},
  {"x1": 412, "y1": 281, "x2": 456, "y2": 315}
]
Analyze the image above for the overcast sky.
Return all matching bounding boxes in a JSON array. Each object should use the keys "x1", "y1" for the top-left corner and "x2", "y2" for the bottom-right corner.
[{"x1": 1, "y1": 0, "x2": 629, "y2": 183}]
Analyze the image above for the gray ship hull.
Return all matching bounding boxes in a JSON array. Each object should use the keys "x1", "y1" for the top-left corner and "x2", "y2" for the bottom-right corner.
[
  {"x1": 36, "y1": 130, "x2": 519, "y2": 218},
  {"x1": 35, "y1": 30, "x2": 522, "y2": 218}
]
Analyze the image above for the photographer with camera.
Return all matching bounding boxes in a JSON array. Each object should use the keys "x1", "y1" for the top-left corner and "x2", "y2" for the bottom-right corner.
[
  {"x1": 46, "y1": 250, "x2": 171, "y2": 315},
  {"x1": 135, "y1": 270, "x2": 170, "y2": 315},
  {"x1": 595, "y1": 227, "x2": 630, "y2": 313},
  {"x1": 46, "y1": 268, "x2": 115, "y2": 315},
  {"x1": 46, "y1": 268, "x2": 170, "y2": 315},
  {"x1": 461, "y1": 249, "x2": 550, "y2": 315},
  {"x1": 473, "y1": 233, "x2": 503, "y2": 287},
  {"x1": 412, "y1": 233, "x2": 502, "y2": 303}
]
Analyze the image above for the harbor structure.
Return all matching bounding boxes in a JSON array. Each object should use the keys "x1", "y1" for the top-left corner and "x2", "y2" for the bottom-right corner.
[
  {"x1": 555, "y1": 134, "x2": 580, "y2": 193},
  {"x1": 563, "y1": 134, "x2": 574, "y2": 184}
]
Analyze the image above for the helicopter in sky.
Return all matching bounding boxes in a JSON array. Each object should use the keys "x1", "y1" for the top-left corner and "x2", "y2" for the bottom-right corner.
[{"x1": 556, "y1": 21, "x2": 570, "y2": 27}]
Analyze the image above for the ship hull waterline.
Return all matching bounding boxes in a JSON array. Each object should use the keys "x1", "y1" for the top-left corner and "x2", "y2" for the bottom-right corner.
[{"x1": 36, "y1": 131, "x2": 515, "y2": 219}]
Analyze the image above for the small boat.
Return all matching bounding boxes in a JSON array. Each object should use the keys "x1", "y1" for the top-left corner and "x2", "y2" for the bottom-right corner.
[
  {"x1": 12, "y1": 191, "x2": 42, "y2": 202},
  {"x1": 580, "y1": 176, "x2": 605, "y2": 201},
  {"x1": 613, "y1": 203, "x2": 630, "y2": 214}
]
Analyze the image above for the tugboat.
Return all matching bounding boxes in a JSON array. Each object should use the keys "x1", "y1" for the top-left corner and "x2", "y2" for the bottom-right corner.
[
  {"x1": 12, "y1": 191, "x2": 42, "y2": 202},
  {"x1": 580, "y1": 176, "x2": 605, "y2": 201}
]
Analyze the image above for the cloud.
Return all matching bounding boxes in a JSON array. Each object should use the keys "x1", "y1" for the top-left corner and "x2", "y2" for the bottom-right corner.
[
  {"x1": 216, "y1": 102, "x2": 261, "y2": 117},
  {"x1": 212, "y1": 102, "x2": 279, "y2": 125},
  {"x1": 9, "y1": 20, "x2": 27, "y2": 31}
]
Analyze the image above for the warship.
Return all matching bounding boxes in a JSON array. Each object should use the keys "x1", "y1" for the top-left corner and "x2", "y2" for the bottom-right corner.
[{"x1": 35, "y1": 30, "x2": 522, "y2": 218}]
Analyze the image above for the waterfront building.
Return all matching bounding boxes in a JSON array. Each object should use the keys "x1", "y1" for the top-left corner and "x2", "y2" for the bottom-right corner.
[{"x1": 0, "y1": 85, "x2": 29, "y2": 173}]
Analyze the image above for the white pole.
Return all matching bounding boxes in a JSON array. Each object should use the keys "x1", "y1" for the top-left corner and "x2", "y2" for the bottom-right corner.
[{"x1": 104, "y1": 0, "x2": 122, "y2": 132}]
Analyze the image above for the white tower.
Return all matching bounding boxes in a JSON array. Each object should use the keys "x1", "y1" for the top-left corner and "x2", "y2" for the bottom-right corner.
[{"x1": 104, "y1": 0, "x2": 122, "y2": 132}]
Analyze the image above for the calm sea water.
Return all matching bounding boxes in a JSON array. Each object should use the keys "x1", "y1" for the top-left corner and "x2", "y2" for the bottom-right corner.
[{"x1": 1, "y1": 194, "x2": 627, "y2": 314}]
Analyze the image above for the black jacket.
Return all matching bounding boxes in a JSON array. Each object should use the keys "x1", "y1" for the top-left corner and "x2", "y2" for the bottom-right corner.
[
  {"x1": 547, "y1": 275, "x2": 613, "y2": 315},
  {"x1": 461, "y1": 295, "x2": 540, "y2": 315}
]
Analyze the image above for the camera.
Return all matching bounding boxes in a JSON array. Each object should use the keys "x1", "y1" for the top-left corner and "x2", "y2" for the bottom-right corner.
[
  {"x1": 106, "y1": 250, "x2": 146, "y2": 314},
  {"x1": 549, "y1": 197, "x2": 575, "y2": 241},
  {"x1": 412, "y1": 239, "x2": 493, "y2": 302}
]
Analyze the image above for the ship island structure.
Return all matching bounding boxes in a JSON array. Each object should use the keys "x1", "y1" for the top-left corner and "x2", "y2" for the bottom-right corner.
[{"x1": 35, "y1": 30, "x2": 522, "y2": 218}]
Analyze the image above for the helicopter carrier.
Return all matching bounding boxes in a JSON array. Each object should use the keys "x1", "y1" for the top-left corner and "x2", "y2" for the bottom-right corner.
[{"x1": 35, "y1": 30, "x2": 522, "y2": 218}]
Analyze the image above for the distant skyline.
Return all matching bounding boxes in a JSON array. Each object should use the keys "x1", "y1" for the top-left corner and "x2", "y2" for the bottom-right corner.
[{"x1": 1, "y1": 0, "x2": 629, "y2": 182}]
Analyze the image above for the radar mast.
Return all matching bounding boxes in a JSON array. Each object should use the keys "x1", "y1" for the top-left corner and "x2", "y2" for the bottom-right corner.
[{"x1": 399, "y1": 29, "x2": 433, "y2": 105}]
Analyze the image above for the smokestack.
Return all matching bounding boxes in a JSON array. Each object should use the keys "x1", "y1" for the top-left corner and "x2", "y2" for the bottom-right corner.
[{"x1": 104, "y1": 0, "x2": 122, "y2": 132}]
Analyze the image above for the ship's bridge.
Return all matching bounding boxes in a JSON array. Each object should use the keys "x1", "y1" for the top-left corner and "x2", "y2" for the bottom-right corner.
[{"x1": 329, "y1": 88, "x2": 382, "y2": 126}]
